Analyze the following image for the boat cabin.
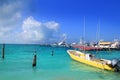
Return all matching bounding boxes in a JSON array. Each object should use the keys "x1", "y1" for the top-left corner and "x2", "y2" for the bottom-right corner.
[{"x1": 98, "y1": 41, "x2": 112, "y2": 48}]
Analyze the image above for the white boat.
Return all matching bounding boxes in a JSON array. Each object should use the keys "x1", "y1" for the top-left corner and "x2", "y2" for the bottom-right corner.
[{"x1": 51, "y1": 35, "x2": 69, "y2": 47}]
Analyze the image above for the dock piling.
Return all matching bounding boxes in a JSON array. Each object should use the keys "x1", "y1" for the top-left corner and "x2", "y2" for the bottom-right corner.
[
  {"x1": 51, "y1": 50, "x2": 54, "y2": 56},
  {"x1": 32, "y1": 52, "x2": 37, "y2": 67},
  {"x1": 2, "y1": 44, "x2": 5, "y2": 59}
]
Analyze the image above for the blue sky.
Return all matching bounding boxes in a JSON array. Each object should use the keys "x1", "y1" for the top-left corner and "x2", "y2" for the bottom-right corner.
[{"x1": 0, "y1": 0, "x2": 120, "y2": 44}]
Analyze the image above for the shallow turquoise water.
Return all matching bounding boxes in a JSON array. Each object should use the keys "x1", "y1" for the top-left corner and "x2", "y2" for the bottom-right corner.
[{"x1": 0, "y1": 44, "x2": 120, "y2": 80}]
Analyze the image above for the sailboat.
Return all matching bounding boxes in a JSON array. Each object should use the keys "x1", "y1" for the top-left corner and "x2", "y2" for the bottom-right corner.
[
  {"x1": 67, "y1": 17, "x2": 120, "y2": 72},
  {"x1": 73, "y1": 20, "x2": 101, "y2": 51},
  {"x1": 73, "y1": 39, "x2": 101, "y2": 51}
]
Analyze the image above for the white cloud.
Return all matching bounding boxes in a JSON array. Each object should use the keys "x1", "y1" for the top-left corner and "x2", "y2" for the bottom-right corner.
[
  {"x1": 0, "y1": 0, "x2": 61, "y2": 44},
  {"x1": 16, "y1": 16, "x2": 60, "y2": 43},
  {"x1": 18, "y1": 16, "x2": 43, "y2": 42},
  {"x1": 0, "y1": 1, "x2": 21, "y2": 15},
  {"x1": 44, "y1": 21, "x2": 59, "y2": 31},
  {"x1": 0, "y1": 0, "x2": 22, "y2": 42},
  {"x1": 22, "y1": 16, "x2": 42, "y2": 32}
]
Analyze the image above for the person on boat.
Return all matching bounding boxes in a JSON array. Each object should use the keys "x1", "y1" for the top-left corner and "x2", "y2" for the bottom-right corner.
[
  {"x1": 86, "y1": 54, "x2": 95, "y2": 61},
  {"x1": 90, "y1": 54, "x2": 95, "y2": 60},
  {"x1": 86, "y1": 54, "x2": 91, "y2": 60}
]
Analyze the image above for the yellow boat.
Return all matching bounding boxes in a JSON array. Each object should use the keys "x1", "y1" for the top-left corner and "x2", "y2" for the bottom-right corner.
[{"x1": 67, "y1": 50, "x2": 120, "y2": 72}]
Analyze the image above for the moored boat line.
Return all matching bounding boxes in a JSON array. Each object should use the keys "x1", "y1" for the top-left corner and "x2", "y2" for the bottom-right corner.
[{"x1": 72, "y1": 39, "x2": 120, "y2": 51}]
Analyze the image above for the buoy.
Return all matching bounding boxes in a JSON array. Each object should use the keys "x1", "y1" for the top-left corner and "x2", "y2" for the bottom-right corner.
[
  {"x1": 32, "y1": 54, "x2": 37, "y2": 67},
  {"x1": 2, "y1": 44, "x2": 5, "y2": 59}
]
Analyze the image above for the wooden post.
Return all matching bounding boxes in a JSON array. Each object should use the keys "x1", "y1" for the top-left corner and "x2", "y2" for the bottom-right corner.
[
  {"x1": 32, "y1": 53, "x2": 37, "y2": 67},
  {"x1": 2, "y1": 44, "x2": 5, "y2": 59},
  {"x1": 51, "y1": 50, "x2": 54, "y2": 56}
]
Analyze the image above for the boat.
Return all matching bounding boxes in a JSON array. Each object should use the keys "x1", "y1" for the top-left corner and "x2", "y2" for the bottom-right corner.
[
  {"x1": 98, "y1": 40, "x2": 120, "y2": 50},
  {"x1": 73, "y1": 40, "x2": 120, "y2": 51},
  {"x1": 73, "y1": 44, "x2": 101, "y2": 51},
  {"x1": 51, "y1": 35, "x2": 70, "y2": 47},
  {"x1": 72, "y1": 38, "x2": 101, "y2": 51},
  {"x1": 67, "y1": 50, "x2": 120, "y2": 72},
  {"x1": 72, "y1": 18, "x2": 101, "y2": 51}
]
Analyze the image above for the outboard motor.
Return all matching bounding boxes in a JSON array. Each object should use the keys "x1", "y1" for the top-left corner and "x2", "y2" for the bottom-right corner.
[
  {"x1": 111, "y1": 59, "x2": 120, "y2": 72},
  {"x1": 111, "y1": 59, "x2": 119, "y2": 67}
]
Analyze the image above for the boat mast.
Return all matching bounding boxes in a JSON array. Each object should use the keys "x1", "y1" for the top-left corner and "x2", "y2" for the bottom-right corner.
[
  {"x1": 96, "y1": 20, "x2": 101, "y2": 53},
  {"x1": 96, "y1": 20, "x2": 100, "y2": 46},
  {"x1": 83, "y1": 16, "x2": 86, "y2": 52},
  {"x1": 98, "y1": 20, "x2": 100, "y2": 43}
]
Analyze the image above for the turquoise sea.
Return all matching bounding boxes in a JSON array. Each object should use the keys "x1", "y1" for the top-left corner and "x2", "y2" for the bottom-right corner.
[{"x1": 0, "y1": 44, "x2": 120, "y2": 80}]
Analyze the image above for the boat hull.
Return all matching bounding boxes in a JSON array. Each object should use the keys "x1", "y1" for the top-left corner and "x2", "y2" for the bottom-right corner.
[
  {"x1": 67, "y1": 50, "x2": 114, "y2": 71},
  {"x1": 73, "y1": 45, "x2": 120, "y2": 51},
  {"x1": 73, "y1": 45, "x2": 101, "y2": 51}
]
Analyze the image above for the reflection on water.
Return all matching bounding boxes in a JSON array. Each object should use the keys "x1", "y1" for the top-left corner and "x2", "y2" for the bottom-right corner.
[
  {"x1": 70, "y1": 60, "x2": 101, "y2": 71},
  {"x1": 69, "y1": 59, "x2": 120, "y2": 80}
]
